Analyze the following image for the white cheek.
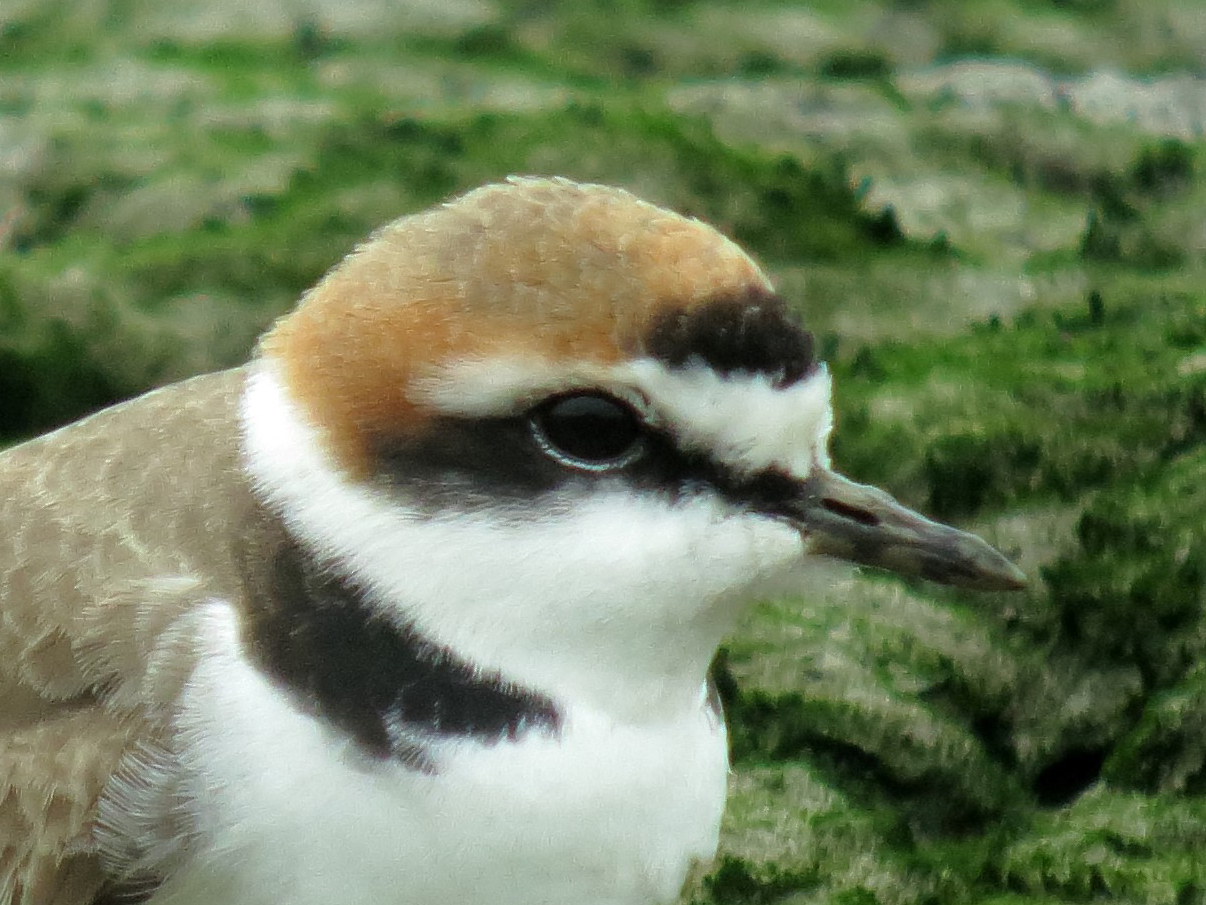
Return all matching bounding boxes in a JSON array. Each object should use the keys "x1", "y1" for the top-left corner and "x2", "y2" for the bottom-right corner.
[
  {"x1": 240, "y1": 363, "x2": 804, "y2": 717},
  {"x1": 358, "y1": 499, "x2": 802, "y2": 716},
  {"x1": 399, "y1": 490, "x2": 802, "y2": 632}
]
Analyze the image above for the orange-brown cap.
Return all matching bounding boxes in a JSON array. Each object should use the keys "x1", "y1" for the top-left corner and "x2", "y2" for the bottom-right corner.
[{"x1": 260, "y1": 177, "x2": 773, "y2": 474}]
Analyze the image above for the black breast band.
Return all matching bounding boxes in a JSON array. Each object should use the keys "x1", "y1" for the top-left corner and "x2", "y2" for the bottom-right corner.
[{"x1": 237, "y1": 507, "x2": 561, "y2": 770}]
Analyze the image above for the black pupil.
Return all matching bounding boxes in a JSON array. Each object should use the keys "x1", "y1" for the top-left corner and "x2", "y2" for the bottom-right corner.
[{"x1": 536, "y1": 394, "x2": 641, "y2": 465}]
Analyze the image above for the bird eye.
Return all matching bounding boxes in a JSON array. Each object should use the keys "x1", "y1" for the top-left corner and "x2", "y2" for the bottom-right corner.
[{"x1": 531, "y1": 393, "x2": 644, "y2": 470}]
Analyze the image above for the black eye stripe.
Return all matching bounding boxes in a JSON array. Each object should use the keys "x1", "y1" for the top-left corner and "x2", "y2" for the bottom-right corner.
[{"x1": 368, "y1": 403, "x2": 794, "y2": 521}]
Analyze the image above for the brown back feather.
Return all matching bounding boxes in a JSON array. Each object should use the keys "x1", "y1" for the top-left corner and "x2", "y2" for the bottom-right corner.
[{"x1": 0, "y1": 369, "x2": 253, "y2": 904}]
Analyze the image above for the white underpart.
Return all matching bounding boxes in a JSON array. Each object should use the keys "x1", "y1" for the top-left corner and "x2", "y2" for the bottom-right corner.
[
  {"x1": 240, "y1": 361, "x2": 808, "y2": 720},
  {"x1": 162, "y1": 604, "x2": 728, "y2": 905},
  {"x1": 413, "y1": 355, "x2": 834, "y2": 477}
]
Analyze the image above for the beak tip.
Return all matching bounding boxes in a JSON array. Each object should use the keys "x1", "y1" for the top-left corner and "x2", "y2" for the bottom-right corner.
[
  {"x1": 784, "y1": 467, "x2": 1030, "y2": 593},
  {"x1": 921, "y1": 539, "x2": 1029, "y2": 592},
  {"x1": 997, "y1": 561, "x2": 1029, "y2": 592},
  {"x1": 966, "y1": 551, "x2": 1028, "y2": 592}
]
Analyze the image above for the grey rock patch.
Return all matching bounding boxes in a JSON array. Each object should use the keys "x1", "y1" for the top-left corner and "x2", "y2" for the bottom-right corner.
[
  {"x1": 666, "y1": 80, "x2": 909, "y2": 152},
  {"x1": 316, "y1": 59, "x2": 569, "y2": 112},
  {"x1": 690, "y1": 6, "x2": 848, "y2": 70},
  {"x1": 859, "y1": 172, "x2": 1025, "y2": 241},
  {"x1": 0, "y1": 118, "x2": 51, "y2": 197},
  {"x1": 86, "y1": 174, "x2": 224, "y2": 240},
  {"x1": 134, "y1": 0, "x2": 498, "y2": 42},
  {"x1": 1011, "y1": 662, "x2": 1145, "y2": 773},
  {"x1": 1177, "y1": 351, "x2": 1206, "y2": 376},
  {"x1": 862, "y1": 9, "x2": 941, "y2": 69},
  {"x1": 778, "y1": 262, "x2": 1086, "y2": 343},
  {"x1": 151, "y1": 293, "x2": 284, "y2": 380},
  {"x1": 469, "y1": 80, "x2": 572, "y2": 114},
  {"x1": 854, "y1": 169, "x2": 1086, "y2": 258},
  {"x1": 78, "y1": 154, "x2": 300, "y2": 241},
  {"x1": 0, "y1": 0, "x2": 43, "y2": 24},
  {"x1": 972, "y1": 504, "x2": 1082, "y2": 598},
  {"x1": 903, "y1": 60, "x2": 1206, "y2": 138},
  {"x1": 898, "y1": 59, "x2": 1060, "y2": 111},
  {"x1": 1063, "y1": 69, "x2": 1206, "y2": 138},
  {"x1": 4, "y1": 61, "x2": 210, "y2": 110},
  {"x1": 198, "y1": 97, "x2": 336, "y2": 137}
]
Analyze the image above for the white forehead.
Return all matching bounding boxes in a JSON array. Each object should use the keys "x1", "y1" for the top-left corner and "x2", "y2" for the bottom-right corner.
[
  {"x1": 413, "y1": 358, "x2": 834, "y2": 479},
  {"x1": 623, "y1": 359, "x2": 833, "y2": 477}
]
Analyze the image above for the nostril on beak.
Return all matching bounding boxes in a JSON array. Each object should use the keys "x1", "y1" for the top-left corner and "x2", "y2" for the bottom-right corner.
[{"x1": 820, "y1": 497, "x2": 880, "y2": 527}]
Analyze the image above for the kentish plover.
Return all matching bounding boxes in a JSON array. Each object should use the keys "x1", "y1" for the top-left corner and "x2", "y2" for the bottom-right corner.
[{"x1": 0, "y1": 177, "x2": 1024, "y2": 905}]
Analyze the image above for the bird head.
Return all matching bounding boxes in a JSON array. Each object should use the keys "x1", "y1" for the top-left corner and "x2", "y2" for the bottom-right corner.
[{"x1": 242, "y1": 177, "x2": 1023, "y2": 719}]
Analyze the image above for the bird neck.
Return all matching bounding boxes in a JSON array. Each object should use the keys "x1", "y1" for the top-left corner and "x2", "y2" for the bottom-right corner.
[{"x1": 239, "y1": 363, "x2": 753, "y2": 728}]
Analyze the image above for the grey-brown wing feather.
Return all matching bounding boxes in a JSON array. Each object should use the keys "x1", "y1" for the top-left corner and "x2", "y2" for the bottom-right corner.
[{"x1": 0, "y1": 368, "x2": 254, "y2": 905}]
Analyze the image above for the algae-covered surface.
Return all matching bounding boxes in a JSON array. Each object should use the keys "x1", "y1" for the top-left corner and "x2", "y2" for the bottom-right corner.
[{"x1": 3, "y1": 0, "x2": 1206, "y2": 901}]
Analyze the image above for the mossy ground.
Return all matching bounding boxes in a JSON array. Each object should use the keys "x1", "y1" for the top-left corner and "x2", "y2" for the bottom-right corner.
[{"x1": 3, "y1": 0, "x2": 1206, "y2": 901}]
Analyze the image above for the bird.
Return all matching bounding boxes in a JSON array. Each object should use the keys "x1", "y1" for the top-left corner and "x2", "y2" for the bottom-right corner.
[{"x1": 0, "y1": 176, "x2": 1025, "y2": 905}]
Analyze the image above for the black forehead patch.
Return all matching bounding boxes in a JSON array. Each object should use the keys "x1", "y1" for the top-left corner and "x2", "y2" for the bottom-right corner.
[{"x1": 644, "y1": 288, "x2": 816, "y2": 389}]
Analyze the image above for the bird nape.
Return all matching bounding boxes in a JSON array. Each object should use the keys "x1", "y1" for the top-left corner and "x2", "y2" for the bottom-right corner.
[{"x1": 0, "y1": 176, "x2": 1023, "y2": 905}]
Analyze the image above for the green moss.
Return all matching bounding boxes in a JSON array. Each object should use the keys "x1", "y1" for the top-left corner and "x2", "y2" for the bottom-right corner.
[
  {"x1": 1079, "y1": 208, "x2": 1183, "y2": 269},
  {"x1": 11, "y1": 104, "x2": 914, "y2": 325},
  {"x1": 695, "y1": 856, "x2": 820, "y2": 904},
  {"x1": 1130, "y1": 139, "x2": 1195, "y2": 198},
  {"x1": 709, "y1": 276, "x2": 1206, "y2": 902},
  {"x1": 1072, "y1": 140, "x2": 1202, "y2": 269},
  {"x1": 998, "y1": 788, "x2": 1206, "y2": 904},
  {"x1": 1040, "y1": 452, "x2": 1206, "y2": 750},
  {"x1": 1106, "y1": 663, "x2": 1206, "y2": 794},
  {"x1": 830, "y1": 288, "x2": 1206, "y2": 516},
  {"x1": 819, "y1": 49, "x2": 893, "y2": 81},
  {"x1": 0, "y1": 300, "x2": 126, "y2": 441}
]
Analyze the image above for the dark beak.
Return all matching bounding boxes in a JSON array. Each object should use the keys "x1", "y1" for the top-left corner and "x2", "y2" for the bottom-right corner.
[{"x1": 774, "y1": 467, "x2": 1026, "y2": 591}]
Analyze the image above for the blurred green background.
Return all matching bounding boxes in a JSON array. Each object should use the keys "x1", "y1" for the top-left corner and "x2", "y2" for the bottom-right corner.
[{"x1": 3, "y1": 0, "x2": 1206, "y2": 901}]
